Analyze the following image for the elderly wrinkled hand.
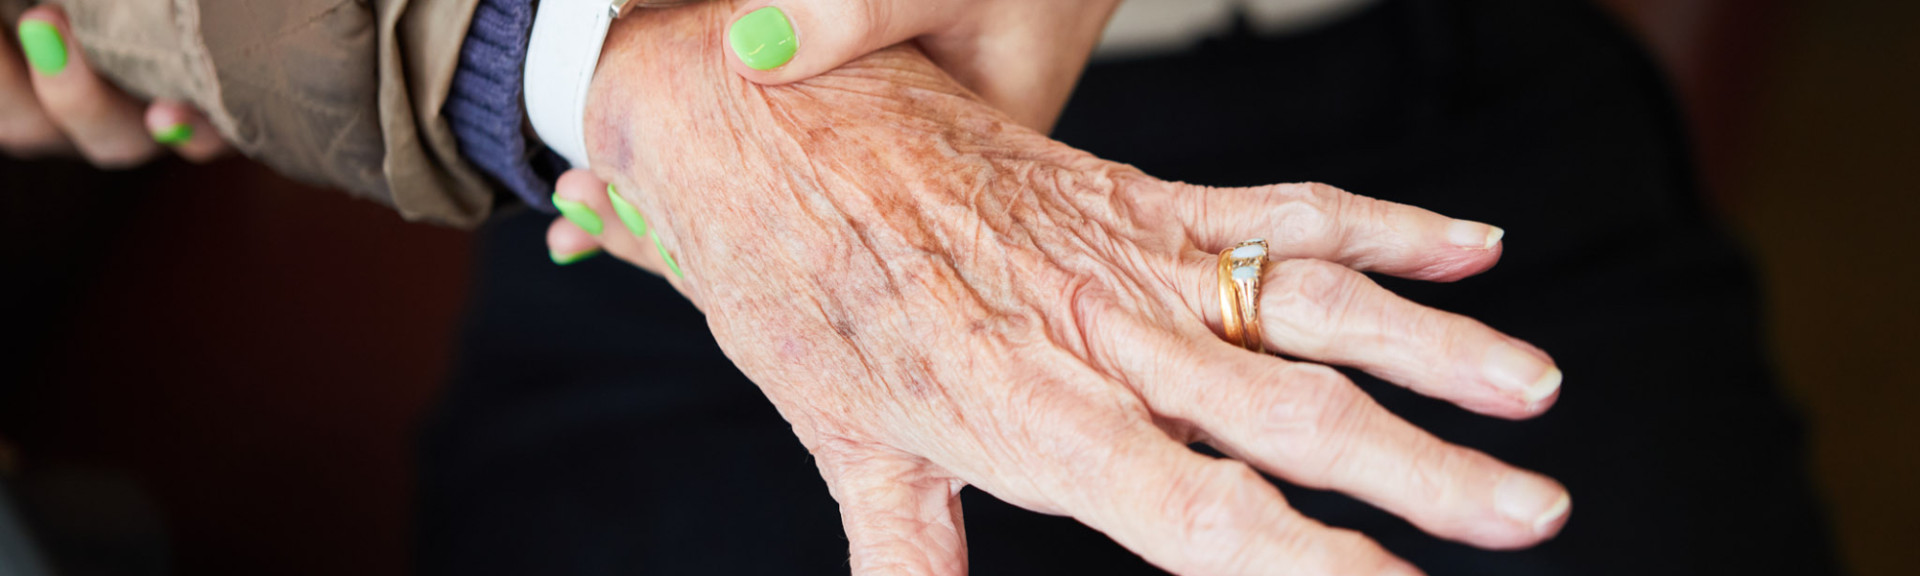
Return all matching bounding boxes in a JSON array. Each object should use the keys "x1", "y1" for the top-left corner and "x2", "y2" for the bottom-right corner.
[
  {"x1": 1, "y1": 6, "x2": 227, "y2": 165},
  {"x1": 553, "y1": 4, "x2": 1570, "y2": 574}
]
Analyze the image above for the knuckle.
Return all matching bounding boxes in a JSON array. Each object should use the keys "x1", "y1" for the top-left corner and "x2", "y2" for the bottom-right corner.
[
  {"x1": 851, "y1": 1, "x2": 884, "y2": 44},
  {"x1": 1299, "y1": 181, "x2": 1347, "y2": 200},
  {"x1": 1264, "y1": 365, "x2": 1368, "y2": 481},
  {"x1": 1162, "y1": 461, "x2": 1269, "y2": 572},
  {"x1": 1061, "y1": 275, "x2": 1121, "y2": 330},
  {"x1": 1263, "y1": 260, "x2": 1362, "y2": 344},
  {"x1": 1401, "y1": 441, "x2": 1471, "y2": 520},
  {"x1": 1316, "y1": 527, "x2": 1398, "y2": 574},
  {"x1": 1263, "y1": 194, "x2": 1334, "y2": 248}
]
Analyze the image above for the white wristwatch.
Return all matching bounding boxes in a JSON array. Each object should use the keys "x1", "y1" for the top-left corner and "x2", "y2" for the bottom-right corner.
[{"x1": 526, "y1": 0, "x2": 694, "y2": 169}]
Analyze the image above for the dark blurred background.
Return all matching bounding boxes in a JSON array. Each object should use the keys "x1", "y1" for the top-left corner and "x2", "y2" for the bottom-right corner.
[{"x1": 1, "y1": 0, "x2": 1914, "y2": 574}]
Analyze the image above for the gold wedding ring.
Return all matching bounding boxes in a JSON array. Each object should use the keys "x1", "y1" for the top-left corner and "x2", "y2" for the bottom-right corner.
[{"x1": 1218, "y1": 239, "x2": 1269, "y2": 354}]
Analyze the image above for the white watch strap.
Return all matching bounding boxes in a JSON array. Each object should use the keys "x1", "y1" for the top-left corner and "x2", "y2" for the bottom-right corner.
[{"x1": 526, "y1": 0, "x2": 618, "y2": 170}]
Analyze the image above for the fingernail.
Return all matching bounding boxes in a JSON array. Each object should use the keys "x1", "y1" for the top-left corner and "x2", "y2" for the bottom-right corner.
[
  {"x1": 607, "y1": 184, "x2": 649, "y2": 237},
  {"x1": 1483, "y1": 342, "x2": 1561, "y2": 405},
  {"x1": 650, "y1": 233, "x2": 684, "y2": 278},
  {"x1": 550, "y1": 246, "x2": 601, "y2": 266},
  {"x1": 729, "y1": 7, "x2": 797, "y2": 71},
  {"x1": 17, "y1": 20, "x2": 67, "y2": 75},
  {"x1": 1448, "y1": 220, "x2": 1504, "y2": 250},
  {"x1": 153, "y1": 123, "x2": 194, "y2": 145},
  {"x1": 1495, "y1": 472, "x2": 1571, "y2": 534},
  {"x1": 551, "y1": 193, "x2": 604, "y2": 236}
]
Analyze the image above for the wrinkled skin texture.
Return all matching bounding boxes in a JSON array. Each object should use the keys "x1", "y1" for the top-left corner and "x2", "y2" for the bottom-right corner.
[{"x1": 571, "y1": 3, "x2": 1571, "y2": 574}]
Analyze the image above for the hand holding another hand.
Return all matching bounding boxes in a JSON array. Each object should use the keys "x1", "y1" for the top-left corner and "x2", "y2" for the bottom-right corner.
[{"x1": 549, "y1": 4, "x2": 1570, "y2": 574}]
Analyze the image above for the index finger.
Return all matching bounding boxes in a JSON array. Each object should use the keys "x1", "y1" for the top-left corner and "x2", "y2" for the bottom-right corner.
[{"x1": 1174, "y1": 182, "x2": 1504, "y2": 283}]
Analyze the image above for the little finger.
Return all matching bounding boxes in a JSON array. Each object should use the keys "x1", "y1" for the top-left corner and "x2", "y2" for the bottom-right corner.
[
  {"x1": 1141, "y1": 338, "x2": 1573, "y2": 551},
  {"x1": 145, "y1": 100, "x2": 230, "y2": 163},
  {"x1": 1016, "y1": 420, "x2": 1419, "y2": 576}
]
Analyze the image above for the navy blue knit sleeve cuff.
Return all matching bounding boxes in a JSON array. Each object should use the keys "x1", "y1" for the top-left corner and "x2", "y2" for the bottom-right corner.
[{"x1": 447, "y1": 0, "x2": 569, "y2": 212}]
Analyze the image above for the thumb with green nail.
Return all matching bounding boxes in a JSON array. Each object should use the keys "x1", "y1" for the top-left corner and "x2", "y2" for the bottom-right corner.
[
  {"x1": 1, "y1": 6, "x2": 231, "y2": 165},
  {"x1": 722, "y1": 0, "x2": 1121, "y2": 132}
]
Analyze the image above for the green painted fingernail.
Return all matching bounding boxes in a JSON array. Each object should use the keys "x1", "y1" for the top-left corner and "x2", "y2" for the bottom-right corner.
[
  {"x1": 153, "y1": 123, "x2": 194, "y2": 145},
  {"x1": 729, "y1": 7, "x2": 797, "y2": 71},
  {"x1": 17, "y1": 20, "x2": 67, "y2": 75},
  {"x1": 550, "y1": 246, "x2": 601, "y2": 266},
  {"x1": 651, "y1": 233, "x2": 684, "y2": 278},
  {"x1": 551, "y1": 193, "x2": 603, "y2": 236},
  {"x1": 604, "y1": 184, "x2": 683, "y2": 278},
  {"x1": 607, "y1": 184, "x2": 649, "y2": 237}
]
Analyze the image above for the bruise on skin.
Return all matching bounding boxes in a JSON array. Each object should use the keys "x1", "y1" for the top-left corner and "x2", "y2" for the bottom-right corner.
[{"x1": 590, "y1": 110, "x2": 634, "y2": 175}]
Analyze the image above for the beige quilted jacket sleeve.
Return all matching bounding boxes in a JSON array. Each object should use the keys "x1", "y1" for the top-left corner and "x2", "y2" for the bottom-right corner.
[{"x1": 8, "y1": 0, "x2": 498, "y2": 227}]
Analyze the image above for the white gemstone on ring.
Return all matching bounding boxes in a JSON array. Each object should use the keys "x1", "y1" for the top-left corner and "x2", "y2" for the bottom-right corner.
[
  {"x1": 1232, "y1": 266, "x2": 1261, "y2": 281},
  {"x1": 1230, "y1": 245, "x2": 1268, "y2": 261}
]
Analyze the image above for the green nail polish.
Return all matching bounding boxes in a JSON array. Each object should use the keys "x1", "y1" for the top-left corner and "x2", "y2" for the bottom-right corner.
[
  {"x1": 153, "y1": 123, "x2": 194, "y2": 145},
  {"x1": 729, "y1": 7, "x2": 797, "y2": 71},
  {"x1": 607, "y1": 184, "x2": 649, "y2": 237},
  {"x1": 605, "y1": 184, "x2": 685, "y2": 278},
  {"x1": 551, "y1": 193, "x2": 604, "y2": 236},
  {"x1": 550, "y1": 246, "x2": 601, "y2": 266},
  {"x1": 650, "y1": 232, "x2": 684, "y2": 278},
  {"x1": 17, "y1": 20, "x2": 67, "y2": 75}
]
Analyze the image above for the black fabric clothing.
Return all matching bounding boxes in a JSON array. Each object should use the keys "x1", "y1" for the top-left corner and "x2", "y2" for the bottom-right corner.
[{"x1": 419, "y1": 0, "x2": 1842, "y2": 574}]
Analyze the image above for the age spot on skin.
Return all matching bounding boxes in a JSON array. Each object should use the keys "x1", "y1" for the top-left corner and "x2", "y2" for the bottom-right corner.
[
  {"x1": 895, "y1": 354, "x2": 938, "y2": 400},
  {"x1": 832, "y1": 319, "x2": 859, "y2": 341}
]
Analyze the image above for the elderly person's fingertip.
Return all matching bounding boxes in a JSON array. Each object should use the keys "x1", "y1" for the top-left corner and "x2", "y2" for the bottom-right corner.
[
  {"x1": 1495, "y1": 472, "x2": 1572, "y2": 539},
  {"x1": 1483, "y1": 341, "x2": 1561, "y2": 405},
  {"x1": 1447, "y1": 220, "x2": 1504, "y2": 250}
]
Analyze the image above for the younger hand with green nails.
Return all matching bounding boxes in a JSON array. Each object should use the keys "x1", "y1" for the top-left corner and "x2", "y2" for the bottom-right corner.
[
  {"x1": 721, "y1": 0, "x2": 1123, "y2": 132},
  {"x1": 1, "y1": 6, "x2": 230, "y2": 165},
  {"x1": 545, "y1": 173, "x2": 685, "y2": 277}
]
